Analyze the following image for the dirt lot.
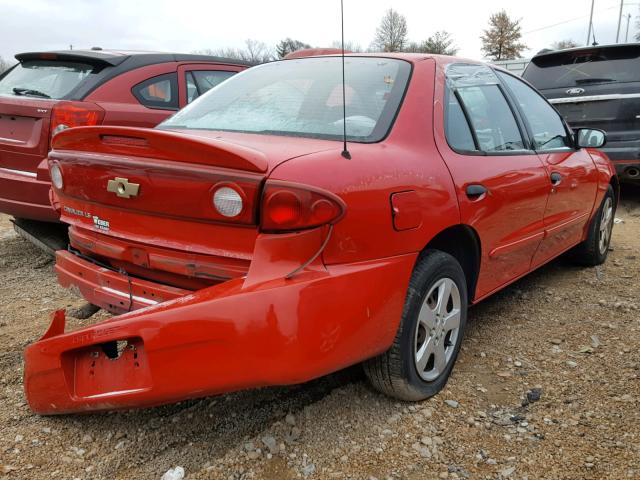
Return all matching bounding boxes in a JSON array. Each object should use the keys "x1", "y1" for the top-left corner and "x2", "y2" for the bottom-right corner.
[{"x1": 1, "y1": 187, "x2": 639, "y2": 480}]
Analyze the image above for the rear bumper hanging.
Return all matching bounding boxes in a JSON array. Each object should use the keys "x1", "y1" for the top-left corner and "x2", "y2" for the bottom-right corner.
[{"x1": 25, "y1": 234, "x2": 416, "y2": 414}]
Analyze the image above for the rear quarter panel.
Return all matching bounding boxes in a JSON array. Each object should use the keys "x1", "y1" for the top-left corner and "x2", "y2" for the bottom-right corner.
[
  {"x1": 84, "y1": 63, "x2": 178, "y2": 127},
  {"x1": 267, "y1": 58, "x2": 461, "y2": 266}
]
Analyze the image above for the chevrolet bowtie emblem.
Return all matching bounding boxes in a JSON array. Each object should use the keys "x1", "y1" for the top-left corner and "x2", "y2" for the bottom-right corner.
[{"x1": 106, "y1": 177, "x2": 140, "y2": 198}]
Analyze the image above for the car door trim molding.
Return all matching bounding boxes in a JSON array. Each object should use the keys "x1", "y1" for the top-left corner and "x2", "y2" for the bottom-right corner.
[
  {"x1": 549, "y1": 93, "x2": 640, "y2": 105},
  {"x1": 489, "y1": 231, "x2": 545, "y2": 258},
  {"x1": 543, "y1": 212, "x2": 589, "y2": 237}
]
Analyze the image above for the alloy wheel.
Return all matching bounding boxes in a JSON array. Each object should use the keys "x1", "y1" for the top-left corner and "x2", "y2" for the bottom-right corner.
[
  {"x1": 414, "y1": 278, "x2": 461, "y2": 382},
  {"x1": 598, "y1": 197, "x2": 614, "y2": 255}
]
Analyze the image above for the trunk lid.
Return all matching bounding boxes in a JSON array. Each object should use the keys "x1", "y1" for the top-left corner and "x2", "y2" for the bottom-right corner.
[
  {"x1": 50, "y1": 126, "x2": 336, "y2": 262},
  {"x1": 537, "y1": 82, "x2": 640, "y2": 144}
]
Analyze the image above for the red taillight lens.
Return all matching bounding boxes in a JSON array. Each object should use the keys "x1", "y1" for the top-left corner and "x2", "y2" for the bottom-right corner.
[
  {"x1": 261, "y1": 181, "x2": 346, "y2": 232},
  {"x1": 50, "y1": 101, "x2": 104, "y2": 139}
]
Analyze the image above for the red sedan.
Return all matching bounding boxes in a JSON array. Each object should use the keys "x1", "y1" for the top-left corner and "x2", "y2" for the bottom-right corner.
[
  {"x1": 24, "y1": 54, "x2": 617, "y2": 414},
  {"x1": 0, "y1": 49, "x2": 247, "y2": 223}
]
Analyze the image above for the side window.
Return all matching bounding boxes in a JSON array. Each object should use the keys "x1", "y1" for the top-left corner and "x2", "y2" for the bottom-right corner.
[
  {"x1": 186, "y1": 70, "x2": 236, "y2": 103},
  {"x1": 497, "y1": 71, "x2": 572, "y2": 151},
  {"x1": 445, "y1": 88, "x2": 476, "y2": 152},
  {"x1": 455, "y1": 84, "x2": 525, "y2": 152},
  {"x1": 186, "y1": 72, "x2": 198, "y2": 103},
  {"x1": 132, "y1": 73, "x2": 178, "y2": 110}
]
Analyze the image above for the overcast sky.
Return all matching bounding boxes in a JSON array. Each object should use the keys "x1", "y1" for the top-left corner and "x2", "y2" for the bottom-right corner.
[{"x1": 0, "y1": 0, "x2": 637, "y2": 63}]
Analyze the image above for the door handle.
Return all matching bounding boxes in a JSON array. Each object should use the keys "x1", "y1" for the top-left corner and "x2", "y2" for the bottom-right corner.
[
  {"x1": 466, "y1": 184, "x2": 487, "y2": 200},
  {"x1": 550, "y1": 172, "x2": 562, "y2": 186}
]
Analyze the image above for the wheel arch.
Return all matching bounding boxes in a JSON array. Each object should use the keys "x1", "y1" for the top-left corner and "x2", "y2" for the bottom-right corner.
[
  {"x1": 609, "y1": 174, "x2": 620, "y2": 208},
  {"x1": 421, "y1": 224, "x2": 481, "y2": 303}
]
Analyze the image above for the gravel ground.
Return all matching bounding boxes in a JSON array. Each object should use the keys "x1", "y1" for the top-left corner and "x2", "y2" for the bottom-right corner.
[{"x1": 0, "y1": 186, "x2": 639, "y2": 480}]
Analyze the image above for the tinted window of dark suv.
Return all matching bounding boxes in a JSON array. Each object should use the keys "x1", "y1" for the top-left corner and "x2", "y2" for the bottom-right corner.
[{"x1": 524, "y1": 45, "x2": 640, "y2": 89}]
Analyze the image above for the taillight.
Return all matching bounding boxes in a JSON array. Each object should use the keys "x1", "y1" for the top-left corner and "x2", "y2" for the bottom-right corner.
[
  {"x1": 50, "y1": 101, "x2": 104, "y2": 139},
  {"x1": 261, "y1": 180, "x2": 346, "y2": 232}
]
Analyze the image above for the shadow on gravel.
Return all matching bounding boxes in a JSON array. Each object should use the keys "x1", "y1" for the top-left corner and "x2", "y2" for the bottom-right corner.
[{"x1": 42, "y1": 366, "x2": 364, "y2": 477}]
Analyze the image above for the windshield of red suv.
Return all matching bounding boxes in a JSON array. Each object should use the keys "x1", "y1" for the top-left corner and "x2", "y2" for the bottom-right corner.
[
  {"x1": 524, "y1": 46, "x2": 640, "y2": 89},
  {"x1": 0, "y1": 60, "x2": 94, "y2": 99},
  {"x1": 159, "y1": 56, "x2": 411, "y2": 143}
]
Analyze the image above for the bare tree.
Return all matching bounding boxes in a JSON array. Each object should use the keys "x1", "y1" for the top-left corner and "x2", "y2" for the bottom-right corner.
[
  {"x1": 193, "y1": 39, "x2": 275, "y2": 65},
  {"x1": 373, "y1": 8, "x2": 408, "y2": 52},
  {"x1": 481, "y1": 10, "x2": 527, "y2": 60},
  {"x1": 405, "y1": 31, "x2": 458, "y2": 55},
  {"x1": 330, "y1": 40, "x2": 364, "y2": 53},
  {"x1": 243, "y1": 39, "x2": 275, "y2": 64},
  {"x1": 552, "y1": 39, "x2": 579, "y2": 50},
  {"x1": 0, "y1": 56, "x2": 12, "y2": 74}
]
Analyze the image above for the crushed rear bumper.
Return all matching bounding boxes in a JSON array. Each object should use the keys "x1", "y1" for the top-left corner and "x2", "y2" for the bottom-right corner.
[
  {"x1": 24, "y1": 249, "x2": 415, "y2": 414},
  {"x1": 55, "y1": 250, "x2": 189, "y2": 314}
]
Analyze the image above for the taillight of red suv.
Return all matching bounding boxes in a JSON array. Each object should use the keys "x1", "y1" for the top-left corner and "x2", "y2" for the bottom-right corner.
[{"x1": 50, "y1": 101, "x2": 105, "y2": 139}]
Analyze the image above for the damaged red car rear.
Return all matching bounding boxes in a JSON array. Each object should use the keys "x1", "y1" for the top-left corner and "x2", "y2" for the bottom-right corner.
[{"x1": 24, "y1": 55, "x2": 617, "y2": 414}]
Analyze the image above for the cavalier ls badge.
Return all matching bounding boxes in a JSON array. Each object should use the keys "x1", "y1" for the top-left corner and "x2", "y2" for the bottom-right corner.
[{"x1": 107, "y1": 177, "x2": 140, "y2": 198}]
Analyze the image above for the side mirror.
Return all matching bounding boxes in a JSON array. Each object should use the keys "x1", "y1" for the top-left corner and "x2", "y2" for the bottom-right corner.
[{"x1": 575, "y1": 128, "x2": 606, "y2": 149}]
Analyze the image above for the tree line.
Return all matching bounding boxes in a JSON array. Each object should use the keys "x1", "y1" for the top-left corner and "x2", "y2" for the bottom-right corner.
[
  {"x1": 7, "y1": 6, "x2": 635, "y2": 74},
  {"x1": 191, "y1": 8, "x2": 575, "y2": 64}
]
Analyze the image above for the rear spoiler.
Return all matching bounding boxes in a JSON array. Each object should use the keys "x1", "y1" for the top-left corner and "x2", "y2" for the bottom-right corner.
[
  {"x1": 15, "y1": 51, "x2": 129, "y2": 67},
  {"x1": 51, "y1": 126, "x2": 268, "y2": 173}
]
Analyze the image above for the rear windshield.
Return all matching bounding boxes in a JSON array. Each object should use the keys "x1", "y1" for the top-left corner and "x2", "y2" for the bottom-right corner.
[
  {"x1": 159, "y1": 57, "x2": 411, "y2": 143},
  {"x1": 0, "y1": 60, "x2": 94, "y2": 99},
  {"x1": 524, "y1": 46, "x2": 640, "y2": 89}
]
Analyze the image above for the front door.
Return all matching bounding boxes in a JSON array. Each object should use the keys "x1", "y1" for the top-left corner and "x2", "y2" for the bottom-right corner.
[{"x1": 496, "y1": 72, "x2": 599, "y2": 267}]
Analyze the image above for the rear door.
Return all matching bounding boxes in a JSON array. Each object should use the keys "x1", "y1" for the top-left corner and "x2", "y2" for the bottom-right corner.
[
  {"x1": 0, "y1": 59, "x2": 94, "y2": 173},
  {"x1": 497, "y1": 71, "x2": 599, "y2": 267},
  {"x1": 435, "y1": 63, "x2": 550, "y2": 299},
  {"x1": 177, "y1": 64, "x2": 243, "y2": 106}
]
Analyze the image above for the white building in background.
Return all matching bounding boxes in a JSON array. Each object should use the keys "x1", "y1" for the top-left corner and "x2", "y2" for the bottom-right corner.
[{"x1": 492, "y1": 58, "x2": 531, "y2": 76}]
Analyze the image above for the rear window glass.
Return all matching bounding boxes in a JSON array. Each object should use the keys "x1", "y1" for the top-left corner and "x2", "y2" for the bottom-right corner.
[
  {"x1": 524, "y1": 46, "x2": 640, "y2": 89},
  {"x1": 159, "y1": 57, "x2": 411, "y2": 143},
  {"x1": 0, "y1": 60, "x2": 94, "y2": 99}
]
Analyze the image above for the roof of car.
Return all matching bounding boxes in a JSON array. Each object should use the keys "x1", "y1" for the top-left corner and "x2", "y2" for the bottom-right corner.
[
  {"x1": 532, "y1": 42, "x2": 640, "y2": 59},
  {"x1": 15, "y1": 49, "x2": 251, "y2": 67}
]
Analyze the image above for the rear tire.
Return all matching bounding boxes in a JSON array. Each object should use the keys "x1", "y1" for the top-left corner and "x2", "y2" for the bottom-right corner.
[
  {"x1": 364, "y1": 250, "x2": 468, "y2": 401},
  {"x1": 570, "y1": 185, "x2": 615, "y2": 266}
]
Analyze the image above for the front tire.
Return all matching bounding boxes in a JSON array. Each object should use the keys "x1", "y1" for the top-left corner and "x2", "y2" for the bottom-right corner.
[
  {"x1": 571, "y1": 185, "x2": 615, "y2": 266},
  {"x1": 364, "y1": 250, "x2": 468, "y2": 401}
]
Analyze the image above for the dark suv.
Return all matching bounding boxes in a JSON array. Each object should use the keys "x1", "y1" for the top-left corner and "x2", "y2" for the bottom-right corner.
[{"x1": 523, "y1": 43, "x2": 640, "y2": 182}]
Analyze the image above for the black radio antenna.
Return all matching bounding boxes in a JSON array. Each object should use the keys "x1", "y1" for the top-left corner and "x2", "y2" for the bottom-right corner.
[{"x1": 340, "y1": 0, "x2": 351, "y2": 159}]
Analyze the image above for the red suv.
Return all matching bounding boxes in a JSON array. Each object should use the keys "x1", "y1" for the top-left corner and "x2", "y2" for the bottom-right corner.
[{"x1": 0, "y1": 49, "x2": 248, "y2": 223}]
